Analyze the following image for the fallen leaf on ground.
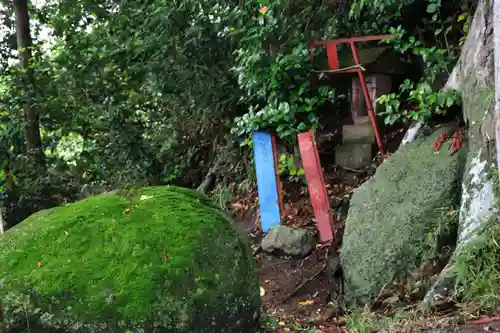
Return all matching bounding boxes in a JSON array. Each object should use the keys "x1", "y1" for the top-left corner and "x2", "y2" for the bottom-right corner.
[
  {"x1": 334, "y1": 316, "x2": 348, "y2": 324},
  {"x1": 260, "y1": 286, "x2": 266, "y2": 296},
  {"x1": 471, "y1": 316, "x2": 500, "y2": 324},
  {"x1": 383, "y1": 295, "x2": 400, "y2": 304},
  {"x1": 298, "y1": 299, "x2": 315, "y2": 306}
]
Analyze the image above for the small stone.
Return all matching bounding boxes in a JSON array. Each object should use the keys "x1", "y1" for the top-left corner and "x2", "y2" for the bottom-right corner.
[{"x1": 260, "y1": 225, "x2": 317, "y2": 257}]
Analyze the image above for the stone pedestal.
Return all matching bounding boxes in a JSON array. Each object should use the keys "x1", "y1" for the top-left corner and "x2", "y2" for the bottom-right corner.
[
  {"x1": 342, "y1": 123, "x2": 375, "y2": 144},
  {"x1": 335, "y1": 143, "x2": 373, "y2": 169}
]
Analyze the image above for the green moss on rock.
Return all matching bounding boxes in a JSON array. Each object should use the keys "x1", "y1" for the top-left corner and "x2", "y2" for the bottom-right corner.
[
  {"x1": 0, "y1": 186, "x2": 260, "y2": 332},
  {"x1": 340, "y1": 125, "x2": 466, "y2": 307}
]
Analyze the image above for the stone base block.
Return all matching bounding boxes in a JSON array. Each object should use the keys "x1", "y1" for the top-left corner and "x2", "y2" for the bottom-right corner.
[
  {"x1": 335, "y1": 143, "x2": 373, "y2": 169},
  {"x1": 342, "y1": 123, "x2": 375, "y2": 144}
]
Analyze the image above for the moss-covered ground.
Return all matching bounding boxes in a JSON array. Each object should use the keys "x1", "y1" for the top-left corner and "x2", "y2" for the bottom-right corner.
[{"x1": 0, "y1": 186, "x2": 259, "y2": 332}]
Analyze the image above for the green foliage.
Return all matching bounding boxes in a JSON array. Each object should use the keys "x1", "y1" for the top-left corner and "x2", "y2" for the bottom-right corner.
[
  {"x1": 211, "y1": 182, "x2": 234, "y2": 210},
  {"x1": 453, "y1": 168, "x2": 500, "y2": 313},
  {"x1": 0, "y1": 186, "x2": 260, "y2": 332},
  {"x1": 0, "y1": 0, "x2": 476, "y2": 228},
  {"x1": 457, "y1": 12, "x2": 471, "y2": 46},
  {"x1": 367, "y1": 0, "x2": 470, "y2": 125},
  {"x1": 277, "y1": 153, "x2": 305, "y2": 183},
  {"x1": 377, "y1": 80, "x2": 461, "y2": 125},
  {"x1": 229, "y1": 3, "x2": 342, "y2": 143},
  {"x1": 376, "y1": 23, "x2": 462, "y2": 124},
  {"x1": 232, "y1": 84, "x2": 336, "y2": 143},
  {"x1": 454, "y1": 222, "x2": 500, "y2": 313}
]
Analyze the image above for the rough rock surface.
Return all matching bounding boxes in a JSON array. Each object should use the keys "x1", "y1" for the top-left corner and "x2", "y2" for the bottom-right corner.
[
  {"x1": 0, "y1": 186, "x2": 260, "y2": 333},
  {"x1": 340, "y1": 125, "x2": 466, "y2": 307},
  {"x1": 261, "y1": 225, "x2": 317, "y2": 257}
]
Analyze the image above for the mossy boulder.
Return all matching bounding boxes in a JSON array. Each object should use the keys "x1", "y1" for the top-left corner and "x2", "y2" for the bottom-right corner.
[
  {"x1": 0, "y1": 186, "x2": 260, "y2": 333},
  {"x1": 340, "y1": 125, "x2": 466, "y2": 307}
]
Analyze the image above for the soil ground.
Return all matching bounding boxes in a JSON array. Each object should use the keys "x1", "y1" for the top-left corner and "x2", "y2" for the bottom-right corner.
[{"x1": 230, "y1": 125, "x2": 498, "y2": 332}]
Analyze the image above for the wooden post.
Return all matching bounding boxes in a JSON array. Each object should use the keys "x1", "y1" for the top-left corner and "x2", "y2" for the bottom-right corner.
[
  {"x1": 252, "y1": 131, "x2": 282, "y2": 232},
  {"x1": 298, "y1": 130, "x2": 334, "y2": 242}
]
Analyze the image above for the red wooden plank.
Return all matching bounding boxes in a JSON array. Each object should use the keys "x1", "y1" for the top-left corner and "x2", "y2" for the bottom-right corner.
[
  {"x1": 308, "y1": 35, "x2": 392, "y2": 47},
  {"x1": 297, "y1": 130, "x2": 334, "y2": 243},
  {"x1": 349, "y1": 43, "x2": 387, "y2": 159},
  {"x1": 270, "y1": 132, "x2": 284, "y2": 218},
  {"x1": 326, "y1": 43, "x2": 339, "y2": 70}
]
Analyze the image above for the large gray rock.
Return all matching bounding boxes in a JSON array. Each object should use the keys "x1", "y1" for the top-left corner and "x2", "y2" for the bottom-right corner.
[
  {"x1": 340, "y1": 125, "x2": 466, "y2": 307},
  {"x1": 261, "y1": 225, "x2": 317, "y2": 257}
]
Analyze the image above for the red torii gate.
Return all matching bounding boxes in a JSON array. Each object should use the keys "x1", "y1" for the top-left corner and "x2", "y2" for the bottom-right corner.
[
  {"x1": 299, "y1": 35, "x2": 391, "y2": 244},
  {"x1": 308, "y1": 35, "x2": 391, "y2": 159}
]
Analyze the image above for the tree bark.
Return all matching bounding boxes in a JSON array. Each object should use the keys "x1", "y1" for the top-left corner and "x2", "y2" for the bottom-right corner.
[
  {"x1": 0, "y1": 206, "x2": 4, "y2": 235},
  {"x1": 197, "y1": 157, "x2": 222, "y2": 194},
  {"x1": 13, "y1": 0, "x2": 45, "y2": 166},
  {"x1": 495, "y1": 0, "x2": 500, "y2": 172},
  {"x1": 423, "y1": 0, "x2": 497, "y2": 305}
]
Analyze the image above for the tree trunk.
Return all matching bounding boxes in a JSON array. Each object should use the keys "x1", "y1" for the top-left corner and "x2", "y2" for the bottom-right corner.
[
  {"x1": 13, "y1": 0, "x2": 45, "y2": 166},
  {"x1": 0, "y1": 206, "x2": 4, "y2": 235},
  {"x1": 423, "y1": 0, "x2": 497, "y2": 305},
  {"x1": 495, "y1": 0, "x2": 500, "y2": 172},
  {"x1": 197, "y1": 156, "x2": 222, "y2": 194}
]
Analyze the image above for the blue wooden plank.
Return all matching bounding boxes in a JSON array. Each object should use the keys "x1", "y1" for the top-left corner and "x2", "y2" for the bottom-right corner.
[{"x1": 252, "y1": 131, "x2": 280, "y2": 232}]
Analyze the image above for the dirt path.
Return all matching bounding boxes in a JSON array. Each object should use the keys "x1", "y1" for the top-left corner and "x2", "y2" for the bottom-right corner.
[
  {"x1": 423, "y1": 319, "x2": 500, "y2": 333},
  {"x1": 230, "y1": 128, "x2": 497, "y2": 332}
]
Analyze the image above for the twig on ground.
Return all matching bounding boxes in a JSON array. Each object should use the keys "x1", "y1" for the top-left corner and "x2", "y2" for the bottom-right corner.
[
  {"x1": 342, "y1": 166, "x2": 365, "y2": 173},
  {"x1": 294, "y1": 268, "x2": 304, "y2": 288},
  {"x1": 281, "y1": 263, "x2": 327, "y2": 303},
  {"x1": 371, "y1": 282, "x2": 390, "y2": 308}
]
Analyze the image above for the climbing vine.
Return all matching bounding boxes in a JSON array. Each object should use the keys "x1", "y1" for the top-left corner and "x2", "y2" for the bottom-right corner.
[
  {"x1": 277, "y1": 153, "x2": 305, "y2": 183},
  {"x1": 372, "y1": 0, "x2": 473, "y2": 125},
  {"x1": 377, "y1": 79, "x2": 461, "y2": 125},
  {"x1": 230, "y1": 2, "x2": 343, "y2": 144},
  {"x1": 376, "y1": 22, "x2": 462, "y2": 124}
]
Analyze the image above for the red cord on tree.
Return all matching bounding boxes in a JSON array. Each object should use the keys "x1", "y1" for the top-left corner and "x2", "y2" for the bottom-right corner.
[
  {"x1": 450, "y1": 127, "x2": 465, "y2": 155},
  {"x1": 433, "y1": 126, "x2": 465, "y2": 154},
  {"x1": 433, "y1": 133, "x2": 449, "y2": 152}
]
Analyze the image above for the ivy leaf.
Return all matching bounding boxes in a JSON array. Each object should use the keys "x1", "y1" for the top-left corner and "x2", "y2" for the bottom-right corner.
[
  {"x1": 298, "y1": 83, "x2": 306, "y2": 96},
  {"x1": 426, "y1": 3, "x2": 439, "y2": 13},
  {"x1": 384, "y1": 114, "x2": 400, "y2": 125},
  {"x1": 446, "y1": 96, "x2": 456, "y2": 107},
  {"x1": 437, "y1": 93, "x2": 447, "y2": 106},
  {"x1": 297, "y1": 122, "x2": 307, "y2": 131},
  {"x1": 410, "y1": 111, "x2": 420, "y2": 120}
]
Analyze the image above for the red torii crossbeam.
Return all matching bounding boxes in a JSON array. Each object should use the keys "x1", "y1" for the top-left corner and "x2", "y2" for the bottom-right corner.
[{"x1": 308, "y1": 35, "x2": 391, "y2": 159}]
